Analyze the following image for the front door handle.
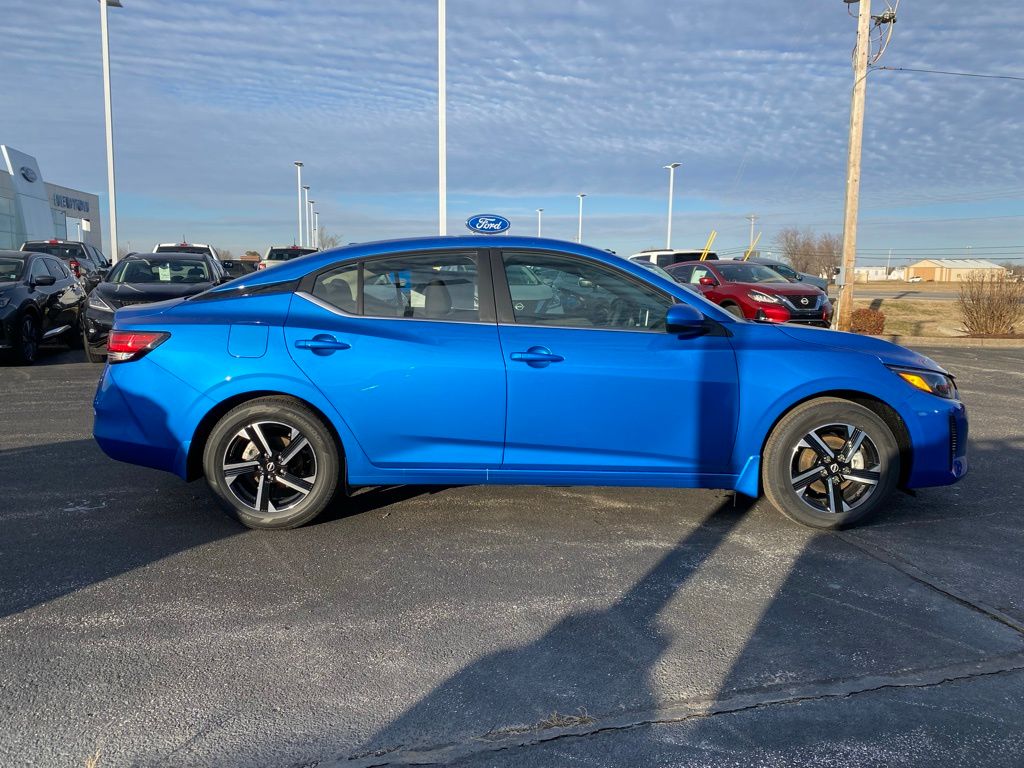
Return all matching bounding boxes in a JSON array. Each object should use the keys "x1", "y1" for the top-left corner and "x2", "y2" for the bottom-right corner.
[
  {"x1": 510, "y1": 346, "x2": 564, "y2": 368},
  {"x1": 295, "y1": 334, "x2": 351, "y2": 356}
]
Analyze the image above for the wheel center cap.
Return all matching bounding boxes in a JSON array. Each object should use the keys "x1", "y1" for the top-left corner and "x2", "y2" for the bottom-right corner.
[
  {"x1": 829, "y1": 463, "x2": 840, "y2": 473},
  {"x1": 266, "y1": 462, "x2": 276, "y2": 472}
]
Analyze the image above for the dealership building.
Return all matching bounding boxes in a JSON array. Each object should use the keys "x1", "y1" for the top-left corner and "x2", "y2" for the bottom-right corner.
[{"x1": 0, "y1": 144, "x2": 103, "y2": 253}]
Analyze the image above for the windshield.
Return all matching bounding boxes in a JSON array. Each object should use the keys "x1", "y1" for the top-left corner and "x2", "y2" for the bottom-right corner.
[
  {"x1": 715, "y1": 263, "x2": 789, "y2": 284},
  {"x1": 767, "y1": 262, "x2": 799, "y2": 280},
  {"x1": 155, "y1": 245, "x2": 212, "y2": 256},
  {"x1": 0, "y1": 257, "x2": 25, "y2": 281},
  {"x1": 109, "y1": 258, "x2": 212, "y2": 284},
  {"x1": 23, "y1": 243, "x2": 84, "y2": 260}
]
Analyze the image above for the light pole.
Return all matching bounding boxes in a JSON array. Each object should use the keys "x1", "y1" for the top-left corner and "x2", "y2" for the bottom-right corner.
[
  {"x1": 99, "y1": 0, "x2": 123, "y2": 261},
  {"x1": 302, "y1": 185, "x2": 310, "y2": 248},
  {"x1": 536, "y1": 208, "x2": 543, "y2": 237},
  {"x1": 438, "y1": 0, "x2": 447, "y2": 235},
  {"x1": 577, "y1": 194, "x2": 586, "y2": 244},
  {"x1": 308, "y1": 201, "x2": 316, "y2": 248},
  {"x1": 294, "y1": 161, "x2": 304, "y2": 246},
  {"x1": 314, "y1": 211, "x2": 320, "y2": 249},
  {"x1": 747, "y1": 214, "x2": 758, "y2": 251},
  {"x1": 664, "y1": 163, "x2": 680, "y2": 250}
]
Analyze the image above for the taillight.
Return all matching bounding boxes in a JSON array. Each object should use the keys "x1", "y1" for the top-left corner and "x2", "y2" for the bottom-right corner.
[
  {"x1": 107, "y1": 330, "x2": 170, "y2": 363},
  {"x1": 256, "y1": 262, "x2": 266, "y2": 270},
  {"x1": 69, "y1": 259, "x2": 82, "y2": 277}
]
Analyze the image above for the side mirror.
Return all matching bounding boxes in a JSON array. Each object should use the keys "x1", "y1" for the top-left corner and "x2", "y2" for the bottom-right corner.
[
  {"x1": 222, "y1": 260, "x2": 234, "y2": 269},
  {"x1": 665, "y1": 303, "x2": 707, "y2": 338},
  {"x1": 698, "y1": 276, "x2": 716, "y2": 287},
  {"x1": 32, "y1": 274, "x2": 56, "y2": 287}
]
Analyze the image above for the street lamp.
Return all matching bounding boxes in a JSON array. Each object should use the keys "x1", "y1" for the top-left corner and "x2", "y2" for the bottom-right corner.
[
  {"x1": 577, "y1": 194, "x2": 586, "y2": 244},
  {"x1": 99, "y1": 0, "x2": 123, "y2": 260},
  {"x1": 536, "y1": 208, "x2": 543, "y2": 237},
  {"x1": 294, "y1": 161, "x2": 304, "y2": 246},
  {"x1": 314, "y1": 211, "x2": 320, "y2": 249},
  {"x1": 308, "y1": 200, "x2": 316, "y2": 249},
  {"x1": 438, "y1": 0, "x2": 447, "y2": 235},
  {"x1": 664, "y1": 163, "x2": 680, "y2": 250},
  {"x1": 302, "y1": 185, "x2": 310, "y2": 248}
]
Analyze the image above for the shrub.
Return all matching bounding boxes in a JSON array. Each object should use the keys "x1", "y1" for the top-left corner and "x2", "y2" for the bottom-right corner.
[
  {"x1": 850, "y1": 307, "x2": 885, "y2": 335},
  {"x1": 957, "y1": 273, "x2": 1024, "y2": 336}
]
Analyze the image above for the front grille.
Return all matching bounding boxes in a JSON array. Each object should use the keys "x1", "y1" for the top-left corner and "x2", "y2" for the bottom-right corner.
[
  {"x1": 779, "y1": 295, "x2": 822, "y2": 312},
  {"x1": 114, "y1": 299, "x2": 156, "y2": 308}
]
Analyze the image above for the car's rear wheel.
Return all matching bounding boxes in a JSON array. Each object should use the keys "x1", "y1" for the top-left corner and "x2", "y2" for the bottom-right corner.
[
  {"x1": 202, "y1": 397, "x2": 340, "y2": 529},
  {"x1": 762, "y1": 397, "x2": 900, "y2": 529}
]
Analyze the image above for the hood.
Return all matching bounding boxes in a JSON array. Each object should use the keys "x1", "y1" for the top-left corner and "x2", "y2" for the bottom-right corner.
[
  {"x1": 745, "y1": 281, "x2": 825, "y2": 298},
  {"x1": 96, "y1": 280, "x2": 213, "y2": 308},
  {"x1": 776, "y1": 324, "x2": 947, "y2": 374}
]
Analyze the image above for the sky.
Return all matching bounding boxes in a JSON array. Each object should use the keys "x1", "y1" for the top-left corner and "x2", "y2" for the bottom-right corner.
[{"x1": 2, "y1": 0, "x2": 1023, "y2": 265}]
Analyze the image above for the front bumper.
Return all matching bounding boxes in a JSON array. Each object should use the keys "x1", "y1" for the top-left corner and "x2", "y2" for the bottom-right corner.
[
  {"x1": 84, "y1": 307, "x2": 114, "y2": 354},
  {"x1": 903, "y1": 394, "x2": 968, "y2": 488}
]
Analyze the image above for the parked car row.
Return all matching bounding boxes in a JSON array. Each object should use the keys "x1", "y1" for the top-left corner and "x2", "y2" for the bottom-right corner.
[{"x1": 627, "y1": 252, "x2": 833, "y2": 327}]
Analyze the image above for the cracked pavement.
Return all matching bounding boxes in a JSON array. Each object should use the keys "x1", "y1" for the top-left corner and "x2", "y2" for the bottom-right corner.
[{"x1": 1, "y1": 346, "x2": 1022, "y2": 767}]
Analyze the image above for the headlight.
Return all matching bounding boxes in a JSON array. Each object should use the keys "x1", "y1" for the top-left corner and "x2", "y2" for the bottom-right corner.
[
  {"x1": 888, "y1": 366, "x2": 957, "y2": 399},
  {"x1": 747, "y1": 290, "x2": 780, "y2": 304},
  {"x1": 88, "y1": 293, "x2": 114, "y2": 312}
]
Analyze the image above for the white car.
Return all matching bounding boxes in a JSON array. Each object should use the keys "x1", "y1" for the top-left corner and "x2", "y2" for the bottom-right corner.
[
  {"x1": 907, "y1": 275, "x2": 924, "y2": 283},
  {"x1": 257, "y1": 245, "x2": 317, "y2": 271},
  {"x1": 153, "y1": 242, "x2": 219, "y2": 259},
  {"x1": 629, "y1": 249, "x2": 718, "y2": 268}
]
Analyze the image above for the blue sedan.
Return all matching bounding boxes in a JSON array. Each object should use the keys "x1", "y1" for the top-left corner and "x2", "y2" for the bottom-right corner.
[{"x1": 92, "y1": 237, "x2": 967, "y2": 530}]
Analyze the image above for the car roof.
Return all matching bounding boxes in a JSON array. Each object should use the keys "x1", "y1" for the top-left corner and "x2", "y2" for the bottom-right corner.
[
  {"x1": 0, "y1": 250, "x2": 28, "y2": 258},
  {"x1": 127, "y1": 252, "x2": 212, "y2": 260},
  {"x1": 208, "y1": 235, "x2": 677, "y2": 290}
]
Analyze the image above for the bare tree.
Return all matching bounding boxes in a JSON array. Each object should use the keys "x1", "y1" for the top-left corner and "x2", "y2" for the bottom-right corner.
[
  {"x1": 317, "y1": 227, "x2": 341, "y2": 250},
  {"x1": 773, "y1": 228, "x2": 841, "y2": 278}
]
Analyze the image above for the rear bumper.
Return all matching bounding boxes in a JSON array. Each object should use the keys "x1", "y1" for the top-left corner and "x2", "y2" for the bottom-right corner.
[{"x1": 93, "y1": 356, "x2": 210, "y2": 477}]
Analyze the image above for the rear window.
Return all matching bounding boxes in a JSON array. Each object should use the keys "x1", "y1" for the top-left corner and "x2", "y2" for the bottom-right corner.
[
  {"x1": 109, "y1": 258, "x2": 212, "y2": 284},
  {"x1": 267, "y1": 248, "x2": 316, "y2": 261},
  {"x1": 22, "y1": 243, "x2": 86, "y2": 261},
  {"x1": 0, "y1": 257, "x2": 25, "y2": 281},
  {"x1": 155, "y1": 245, "x2": 212, "y2": 256}
]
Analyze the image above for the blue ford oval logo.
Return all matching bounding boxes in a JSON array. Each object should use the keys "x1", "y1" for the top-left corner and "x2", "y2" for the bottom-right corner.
[
  {"x1": 466, "y1": 214, "x2": 510, "y2": 234},
  {"x1": 20, "y1": 166, "x2": 38, "y2": 183}
]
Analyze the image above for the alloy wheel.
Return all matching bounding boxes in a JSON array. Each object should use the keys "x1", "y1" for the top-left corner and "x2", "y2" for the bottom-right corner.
[
  {"x1": 789, "y1": 422, "x2": 881, "y2": 515},
  {"x1": 21, "y1": 315, "x2": 38, "y2": 362},
  {"x1": 221, "y1": 420, "x2": 318, "y2": 518}
]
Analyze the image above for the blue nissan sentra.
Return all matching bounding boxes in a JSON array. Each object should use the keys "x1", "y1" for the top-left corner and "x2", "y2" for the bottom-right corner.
[{"x1": 92, "y1": 236, "x2": 967, "y2": 530}]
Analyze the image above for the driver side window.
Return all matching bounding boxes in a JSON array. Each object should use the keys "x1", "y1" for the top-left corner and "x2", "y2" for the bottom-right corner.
[{"x1": 501, "y1": 251, "x2": 673, "y2": 331}]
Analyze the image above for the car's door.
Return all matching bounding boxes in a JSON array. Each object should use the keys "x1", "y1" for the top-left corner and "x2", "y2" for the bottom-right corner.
[
  {"x1": 284, "y1": 249, "x2": 507, "y2": 469},
  {"x1": 494, "y1": 249, "x2": 739, "y2": 474},
  {"x1": 26, "y1": 258, "x2": 60, "y2": 333},
  {"x1": 43, "y1": 257, "x2": 84, "y2": 329}
]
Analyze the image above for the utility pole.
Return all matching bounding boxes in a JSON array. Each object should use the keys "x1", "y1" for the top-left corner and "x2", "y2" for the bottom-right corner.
[
  {"x1": 99, "y1": 0, "x2": 123, "y2": 261},
  {"x1": 664, "y1": 163, "x2": 681, "y2": 250},
  {"x1": 837, "y1": 0, "x2": 871, "y2": 331},
  {"x1": 437, "y1": 0, "x2": 447, "y2": 235},
  {"x1": 746, "y1": 214, "x2": 758, "y2": 252},
  {"x1": 536, "y1": 208, "x2": 543, "y2": 237}
]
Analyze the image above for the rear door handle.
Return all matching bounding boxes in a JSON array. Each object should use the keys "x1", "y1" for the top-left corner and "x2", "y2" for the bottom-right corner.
[
  {"x1": 510, "y1": 346, "x2": 564, "y2": 368},
  {"x1": 295, "y1": 334, "x2": 351, "y2": 356}
]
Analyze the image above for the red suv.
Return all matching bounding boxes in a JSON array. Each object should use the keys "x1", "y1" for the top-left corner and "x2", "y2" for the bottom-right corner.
[{"x1": 666, "y1": 260, "x2": 833, "y2": 327}]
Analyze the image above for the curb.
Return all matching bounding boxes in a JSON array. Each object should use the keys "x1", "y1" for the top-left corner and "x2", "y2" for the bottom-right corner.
[{"x1": 868, "y1": 335, "x2": 1024, "y2": 348}]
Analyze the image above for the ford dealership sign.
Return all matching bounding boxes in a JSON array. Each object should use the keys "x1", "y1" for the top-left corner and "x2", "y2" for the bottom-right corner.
[{"x1": 466, "y1": 214, "x2": 510, "y2": 234}]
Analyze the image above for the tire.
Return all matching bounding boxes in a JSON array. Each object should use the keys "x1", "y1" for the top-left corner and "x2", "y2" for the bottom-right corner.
[
  {"x1": 67, "y1": 316, "x2": 85, "y2": 350},
  {"x1": 85, "y1": 337, "x2": 106, "y2": 364},
  {"x1": 723, "y1": 303, "x2": 745, "y2": 319},
  {"x1": 762, "y1": 397, "x2": 900, "y2": 529},
  {"x1": 15, "y1": 313, "x2": 39, "y2": 364},
  {"x1": 202, "y1": 396, "x2": 341, "y2": 529}
]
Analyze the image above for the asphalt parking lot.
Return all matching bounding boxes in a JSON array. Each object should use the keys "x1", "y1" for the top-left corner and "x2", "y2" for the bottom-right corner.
[{"x1": 2, "y1": 345, "x2": 1023, "y2": 767}]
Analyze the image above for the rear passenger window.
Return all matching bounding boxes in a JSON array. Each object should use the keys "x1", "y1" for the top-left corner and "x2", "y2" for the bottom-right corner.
[
  {"x1": 362, "y1": 252, "x2": 478, "y2": 321},
  {"x1": 312, "y1": 263, "x2": 359, "y2": 314},
  {"x1": 45, "y1": 258, "x2": 67, "y2": 279}
]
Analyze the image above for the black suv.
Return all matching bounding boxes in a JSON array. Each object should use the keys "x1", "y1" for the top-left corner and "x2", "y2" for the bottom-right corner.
[
  {"x1": 0, "y1": 250, "x2": 87, "y2": 364},
  {"x1": 21, "y1": 239, "x2": 111, "y2": 292}
]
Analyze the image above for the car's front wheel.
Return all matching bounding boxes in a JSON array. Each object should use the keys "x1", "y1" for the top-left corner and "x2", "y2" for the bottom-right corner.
[
  {"x1": 762, "y1": 397, "x2": 900, "y2": 529},
  {"x1": 15, "y1": 313, "x2": 39, "y2": 364},
  {"x1": 202, "y1": 397, "x2": 341, "y2": 529}
]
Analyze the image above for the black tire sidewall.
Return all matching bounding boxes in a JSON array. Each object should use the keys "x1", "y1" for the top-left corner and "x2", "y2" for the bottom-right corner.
[
  {"x1": 17, "y1": 313, "x2": 38, "y2": 364},
  {"x1": 763, "y1": 399, "x2": 900, "y2": 529},
  {"x1": 202, "y1": 398, "x2": 340, "y2": 530}
]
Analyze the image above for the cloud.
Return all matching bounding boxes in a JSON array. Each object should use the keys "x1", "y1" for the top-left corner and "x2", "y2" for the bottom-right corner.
[{"x1": 1, "y1": 0, "x2": 1022, "y2": 257}]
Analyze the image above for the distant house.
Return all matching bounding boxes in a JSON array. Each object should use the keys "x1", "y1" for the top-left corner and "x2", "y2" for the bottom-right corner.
[
  {"x1": 853, "y1": 266, "x2": 887, "y2": 282},
  {"x1": 905, "y1": 259, "x2": 1006, "y2": 282}
]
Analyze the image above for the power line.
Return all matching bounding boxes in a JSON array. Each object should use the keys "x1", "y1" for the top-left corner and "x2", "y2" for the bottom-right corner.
[{"x1": 874, "y1": 66, "x2": 1024, "y2": 83}]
